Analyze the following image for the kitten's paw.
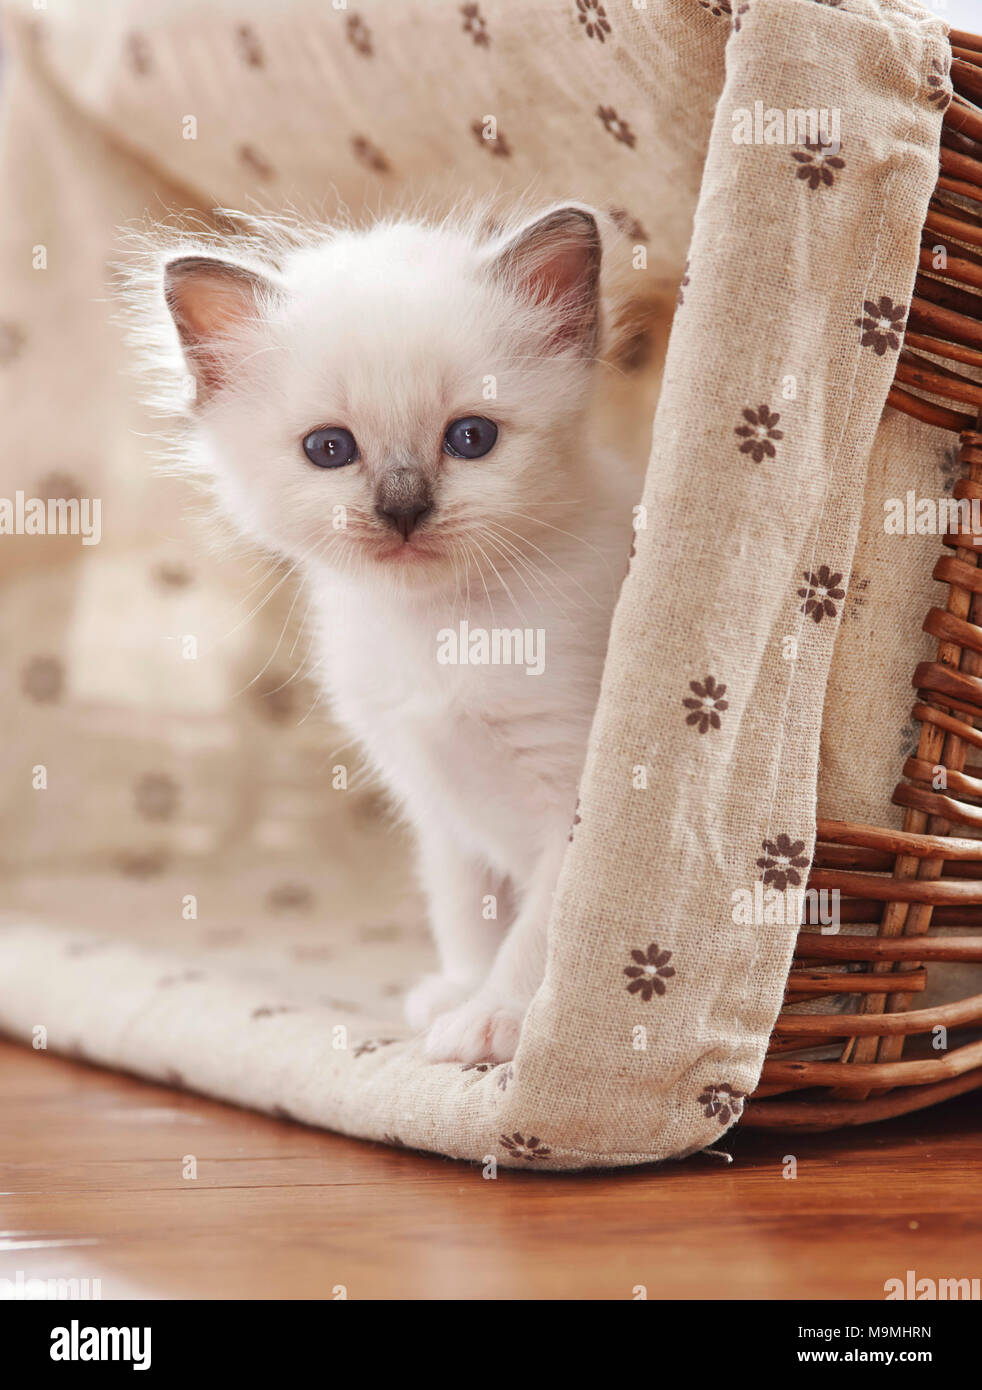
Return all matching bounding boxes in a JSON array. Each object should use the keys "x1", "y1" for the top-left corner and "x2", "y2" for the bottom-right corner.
[
  {"x1": 423, "y1": 992, "x2": 526, "y2": 1064},
  {"x1": 404, "y1": 973, "x2": 472, "y2": 1032}
]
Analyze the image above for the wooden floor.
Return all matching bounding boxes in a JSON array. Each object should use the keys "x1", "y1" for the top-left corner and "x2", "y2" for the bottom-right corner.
[{"x1": 1, "y1": 1039, "x2": 979, "y2": 1300}]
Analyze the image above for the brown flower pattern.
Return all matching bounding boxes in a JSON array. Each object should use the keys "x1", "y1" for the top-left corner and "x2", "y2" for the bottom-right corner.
[
  {"x1": 252, "y1": 671, "x2": 298, "y2": 723},
  {"x1": 677, "y1": 259, "x2": 690, "y2": 308},
  {"x1": 624, "y1": 943, "x2": 676, "y2": 1000},
  {"x1": 735, "y1": 404, "x2": 783, "y2": 462},
  {"x1": 791, "y1": 138, "x2": 845, "y2": 190},
  {"x1": 22, "y1": 654, "x2": 64, "y2": 703},
  {"x1": 500, "y1": 1132, "x2": 551, "y2": 1161},
  {"x1": 353, "y1": 1037, "x2": 398, "y2": 1058},
  {"x1": 683, "y1": 676, "x2": 729, "y2": 733},
  {"x1": 37, "y1": 471, "x2": 83, "y2": 500},
  {"x1": 0, "y1": 321, "x2": 25, "y2": 363},
  {"x1": 351, "y1": 135, "x2": 391, "y2": 173},
  {"x1": 798, "y1": 564, "x2": 845, "y2": 623},
  {"x1": 461, "y1": 3, "x2": 490, "y2": 46},
  {"x1": 347, "y1": 14, "x2": 373, "y2": 57},
  {"x1": 698, "y1": 1084, "x2": 746, "y2": 1124},
  {"x1": 698, "y1": 0, "x2": 731, "y2": 14},
  {"x1": 845, "y1": 573, "x2": 869, "y2": 621},
  {"x1": 855, "y1": 295, "x2": 906, "y2": 355},
  {"x1": 577, "y1": 0, "x2": 611, "y2": 42},
  {"x1": 117, "y1": 850, "x2": 169, "y2": 878},
  {"x1": 609, "y1": 207, "x2": 648, "y2": 243},
  {"x1": 756, "y1": 834, "x2": 809, "y2": 890},
  {"x1": 470, "y1": 119, "x2": 511, "y2": 158},
  {"x1": 597, "y1": 105, "x2": 635, "y2": 148},
  {"x1": 267, "y1": 881, "x2": 315, "y2": 911},
  {"x1": 900, "y1": 720, "x2": 920, "y2": 760},
  {"x1": 238, "y1": 145, "x2": 275, "y2": 181},
  {"x1": 236, "y1": 24, "x2": 264, "y2": 67},
  {"x1": 926, "y1": 57, "x2": 951, "y2": 111},
  {"x1": 940, "y1": 444, "x2": 961, "y2": 494},
  {"x1": 125, "y1": 32, "x2": 152, "y2": 76},
  {"x1": 152, "y1": 560, "x2": 194, "y2": 589},
  {"x1": 733, "y1": 2, "x2": 750, "y2": 29},
  {"x1": 134, "y1": 772, "x2": 179, "y2": 821}
]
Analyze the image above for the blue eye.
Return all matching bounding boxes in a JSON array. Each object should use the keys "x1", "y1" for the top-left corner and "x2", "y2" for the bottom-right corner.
[
  {"x1": 444, "y1": 416, "x2": 498, "y2": 460},
  {"x1": 302, "y1": 427, "x2": 358, "y2": 468}
]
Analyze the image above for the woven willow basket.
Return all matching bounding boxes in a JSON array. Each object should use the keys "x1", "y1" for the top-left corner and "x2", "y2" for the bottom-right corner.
[{"x1": 745, "y1": 28, "x2": 982, "y2": 1131}]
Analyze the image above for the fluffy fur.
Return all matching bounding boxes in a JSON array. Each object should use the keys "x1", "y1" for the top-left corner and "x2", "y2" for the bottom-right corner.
[{"x1": 126, "y1": 203, "x2": 647, "y2": 1062}]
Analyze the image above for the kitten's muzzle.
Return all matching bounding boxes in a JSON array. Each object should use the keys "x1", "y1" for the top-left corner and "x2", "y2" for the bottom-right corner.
[{"x1": 375, "y1": 467, "x2": 433, "y2": 542}]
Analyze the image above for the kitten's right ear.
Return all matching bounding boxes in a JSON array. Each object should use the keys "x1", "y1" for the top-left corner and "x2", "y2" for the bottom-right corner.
[{"x1": 163, "y1": 256, "x2": 278, "y2": 401}]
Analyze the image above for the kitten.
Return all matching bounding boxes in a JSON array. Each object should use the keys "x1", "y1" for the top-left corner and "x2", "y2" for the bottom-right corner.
[{"x1": 153, "y1": 204, "x2": 644, "y2": 1062}]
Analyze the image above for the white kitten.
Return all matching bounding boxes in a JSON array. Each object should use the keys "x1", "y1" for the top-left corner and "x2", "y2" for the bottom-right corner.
[{"x1": 153, "y1": 204, "x2": 642, "y2": 1062}]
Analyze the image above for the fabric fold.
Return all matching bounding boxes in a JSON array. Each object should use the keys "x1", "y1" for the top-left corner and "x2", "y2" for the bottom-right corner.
[{"x1": 0, "y1": 0, "x2": 950, "y2": 1166}]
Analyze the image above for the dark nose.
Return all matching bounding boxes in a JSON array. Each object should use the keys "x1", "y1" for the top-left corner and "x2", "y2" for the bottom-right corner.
[
  {"x1": 375, "y1": 468, "x2": 432, "y2": 541},
  {"x1": 377, "y1": 499, "x2": 431, "y2": 541}
]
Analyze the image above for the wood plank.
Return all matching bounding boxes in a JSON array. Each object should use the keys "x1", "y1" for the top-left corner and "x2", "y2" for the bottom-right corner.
[{"x1": 0, "y1": 1042, "x2": 980, "y2": 1299}]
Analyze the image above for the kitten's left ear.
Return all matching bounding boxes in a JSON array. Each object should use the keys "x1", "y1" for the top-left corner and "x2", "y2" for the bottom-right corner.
[
  {"x1": 163, "y1": 255, "x2": 280, "y2": 401},
  {"x1": 484, "y1": 205, "x2": 602, "y2": 354}
]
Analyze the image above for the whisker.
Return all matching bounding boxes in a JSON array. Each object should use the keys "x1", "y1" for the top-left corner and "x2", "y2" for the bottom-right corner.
[
  {"x1": 226, "y1": 531, "x2": 342, "y2": 696},
  {"x1": 474, "y1": 527, "x2": 545, "y2": 614},
  {"x1": 469, "y1": 533, "x2": 528, "y2": 625},
  {"x1": 465, "y1": 535, "x2": 500, "y2": 626},
  {"x1": 491, "y1": 508, "x2": 616, "y2": 572},
  {"x1": 485, "y1": 519, "x2": 605, "y2": 609},
  {"x1": 479, "y1": 524, "x2": 583, "y2": 621}
]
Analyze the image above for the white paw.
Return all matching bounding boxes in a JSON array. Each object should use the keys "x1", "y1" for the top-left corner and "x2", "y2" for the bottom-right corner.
[
  {"x1": 404, "y1": 973, "x2": 473, "y2": 1032},
  {"x1": 424, "y1": 991, "x2": 527, "y2": 1064}
]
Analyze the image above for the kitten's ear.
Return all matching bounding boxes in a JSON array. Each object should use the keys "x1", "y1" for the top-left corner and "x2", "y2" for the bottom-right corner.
[
  {"x1": 163, "y1": 256, "x2": 279, "y2": 400},
  {"x1": 485, "y1": 205, "x2": 602, "y2": 354}
]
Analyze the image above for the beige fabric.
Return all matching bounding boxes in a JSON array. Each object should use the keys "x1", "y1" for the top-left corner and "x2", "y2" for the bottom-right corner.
[{"x1": 0, "y1": 0, "x2": 951, "y2": 1166}]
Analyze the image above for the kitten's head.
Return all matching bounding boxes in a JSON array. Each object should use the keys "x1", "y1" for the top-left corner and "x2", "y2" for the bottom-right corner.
[{"x1": 158, "y1": 205, "x2": 604, "y2": 593}]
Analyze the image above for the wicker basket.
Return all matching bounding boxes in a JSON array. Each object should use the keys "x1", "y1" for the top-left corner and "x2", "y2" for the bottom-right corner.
[{"x1": 745, "y1": 28, "x2": 982, "y2": 1131}]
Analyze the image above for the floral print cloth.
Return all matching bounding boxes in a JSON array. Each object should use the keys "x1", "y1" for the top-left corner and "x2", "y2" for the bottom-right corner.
[{"x1": 0, "y1": 0, "x2": 950, "y2": 1166}]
